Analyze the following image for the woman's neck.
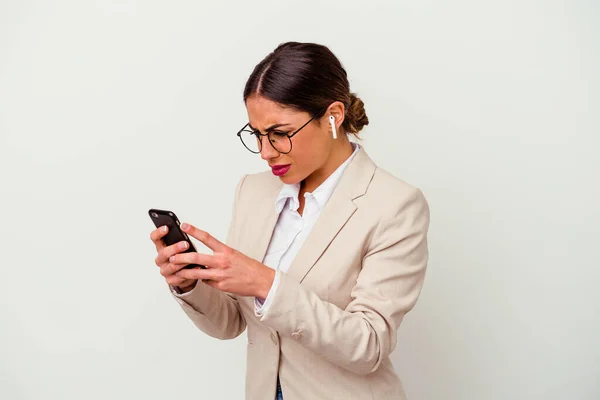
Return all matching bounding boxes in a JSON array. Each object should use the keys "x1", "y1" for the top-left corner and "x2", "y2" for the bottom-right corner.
[{"x1": 300, "y1": 139, "x2": 354, "y2": 196}]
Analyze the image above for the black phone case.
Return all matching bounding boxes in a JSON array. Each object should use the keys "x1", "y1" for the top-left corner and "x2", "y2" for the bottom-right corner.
[{"x1": 148, "y1": 208, "x2": 205, "y2": 269}]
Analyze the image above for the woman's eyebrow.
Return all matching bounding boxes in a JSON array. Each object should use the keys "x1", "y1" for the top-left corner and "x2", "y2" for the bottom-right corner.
[{"x1": 248, "y1": 122, "x2": 291, "y2": 133}]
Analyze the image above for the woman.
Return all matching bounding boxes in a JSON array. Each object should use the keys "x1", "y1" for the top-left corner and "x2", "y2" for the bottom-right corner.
[{"x1": 150, "y1": 42, "x2": 430, "y2": 400}]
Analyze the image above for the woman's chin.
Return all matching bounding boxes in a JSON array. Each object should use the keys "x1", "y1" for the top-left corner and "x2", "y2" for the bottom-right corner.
[{"x1": 278, "y1": 172, "x2": 302, "y2": 185}]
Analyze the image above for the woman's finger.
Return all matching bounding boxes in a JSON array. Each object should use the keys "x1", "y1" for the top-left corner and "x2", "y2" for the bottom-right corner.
[
  {"x1": 176, "y1": 266, "x2": 220, "y2": 281},
  {"x1": 150, "y1": 226, "x2": 169, "y2": 251},
  {"x1": 181, "y1": 223, "x2": 228, "y2": 253},
  {"x1": 156, "y1": 241, "x2": 192, "y2": 266},
  {"x1": 168, "y1": 252, "x2": 218, "y2": 269},
  {"x1": 160, "y1": 258, "x2": 195, "y2": 277}
]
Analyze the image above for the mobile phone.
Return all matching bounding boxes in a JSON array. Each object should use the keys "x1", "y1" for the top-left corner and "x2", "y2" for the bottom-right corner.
[{"x1": 148, "y1": 208, "x2": 205, "y2": 269}]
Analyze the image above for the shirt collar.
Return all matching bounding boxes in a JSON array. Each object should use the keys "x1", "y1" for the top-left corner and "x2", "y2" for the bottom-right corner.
[{"x1": 275, "y1": 142, "x2": 360, "y2": 214}]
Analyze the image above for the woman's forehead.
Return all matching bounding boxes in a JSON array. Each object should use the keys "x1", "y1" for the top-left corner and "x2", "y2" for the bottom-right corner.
[{"x1": 246, "y1": 96, "x2": 307, "y2": 129}]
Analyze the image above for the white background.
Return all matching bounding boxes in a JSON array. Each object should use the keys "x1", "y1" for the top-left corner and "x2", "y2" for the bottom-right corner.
[{"x1": 1, "y1": 1, "x2": 599, "y2": 399}]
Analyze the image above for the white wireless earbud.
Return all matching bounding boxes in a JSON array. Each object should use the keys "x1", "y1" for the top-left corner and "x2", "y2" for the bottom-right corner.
[{"x1": 329, "y1": 115, "x2": 337, "y2": 139}]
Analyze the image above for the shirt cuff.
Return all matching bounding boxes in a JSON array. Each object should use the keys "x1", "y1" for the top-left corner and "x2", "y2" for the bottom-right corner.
[
  {"x1": 254, "y1": 269, "x2": 281, "y2": 316},
  {"x1": 170, "y1": 281, "x2": 198, "y2": 298}
]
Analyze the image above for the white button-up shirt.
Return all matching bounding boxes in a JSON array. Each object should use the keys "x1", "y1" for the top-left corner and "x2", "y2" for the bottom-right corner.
[{"x1": 255, "y1": 142, "x2": 360, "y2": 315}]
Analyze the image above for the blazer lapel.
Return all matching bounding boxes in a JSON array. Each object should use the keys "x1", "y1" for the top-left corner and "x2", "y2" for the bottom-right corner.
[
  {"x1": 286, "y1": 147, "x2": 377, "y2": 283},
  {"x1": 243, "y1": 176, "x2": 282, "y2": 263}
]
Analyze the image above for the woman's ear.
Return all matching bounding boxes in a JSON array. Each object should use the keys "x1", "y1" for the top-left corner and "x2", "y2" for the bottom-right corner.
[{"x1": 326, "y1": 101, "x2": 346, "y2": 131}]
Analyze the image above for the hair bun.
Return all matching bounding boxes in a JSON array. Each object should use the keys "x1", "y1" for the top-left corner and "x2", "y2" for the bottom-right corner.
[{"x1": 345, "y1": 93, "x2": 369, "y2": 134}]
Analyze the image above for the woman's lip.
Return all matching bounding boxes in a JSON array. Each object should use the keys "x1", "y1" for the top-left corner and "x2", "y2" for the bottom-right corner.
[{"x1": 271, "y1": 164, "x2": 291, "y2": 176}]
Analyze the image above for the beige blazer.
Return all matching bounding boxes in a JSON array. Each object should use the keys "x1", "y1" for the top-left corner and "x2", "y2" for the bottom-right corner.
[{"x1": 173, "y1": 146, "x2": 430, "y2": 400}]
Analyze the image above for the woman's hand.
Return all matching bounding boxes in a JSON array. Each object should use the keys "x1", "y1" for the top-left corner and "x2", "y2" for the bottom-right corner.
[
  {"x1": 170, "y1": 223, "x2": 276, "y2": 299},
  {"x1": 150, "y1": 225, "x2": 197, "y2": 292}
]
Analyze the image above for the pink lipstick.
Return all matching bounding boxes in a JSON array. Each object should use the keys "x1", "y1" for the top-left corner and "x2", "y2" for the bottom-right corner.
[{"x1": 271, "y1": 164, "x2": 291, "y2": 176}]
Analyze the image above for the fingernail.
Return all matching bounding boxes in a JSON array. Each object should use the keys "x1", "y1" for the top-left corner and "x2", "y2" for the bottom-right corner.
[
  {"x1": 161, "y1": 226, "x2": 167, "y2": 233},
  {"x1": 179, "y1": 242, "x2": 188, "y2": 249},
  {"x1": 181, "y1": 223, "x2": 189, "y2": 231},
  {"x1": 169, "y1": 256, "x2": 174, "y2": 262}
]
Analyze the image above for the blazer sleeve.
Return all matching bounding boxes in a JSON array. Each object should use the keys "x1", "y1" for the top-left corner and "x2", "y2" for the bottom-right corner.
[
  {"x1": 259, "y1": 188, "x2": 430, "y2": 375},
  {"x1": 170, "y1": 175, "x2": 248, "y2": 340}
]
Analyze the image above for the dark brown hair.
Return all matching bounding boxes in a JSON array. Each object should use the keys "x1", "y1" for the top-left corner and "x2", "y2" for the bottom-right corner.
[{"x1": 243, "y1": 42, "x2": 369, "y2": 136}]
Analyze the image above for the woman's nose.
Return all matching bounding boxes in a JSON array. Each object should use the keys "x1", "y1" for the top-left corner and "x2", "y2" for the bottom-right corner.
[{"x1": 260, "y1": 138, "x2": 279, "y2": 160}]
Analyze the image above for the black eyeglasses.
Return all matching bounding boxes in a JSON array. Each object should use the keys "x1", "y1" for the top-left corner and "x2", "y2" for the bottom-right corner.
[{"x1": 236, "y1": 111, "x2": 322, "y2": 154}]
